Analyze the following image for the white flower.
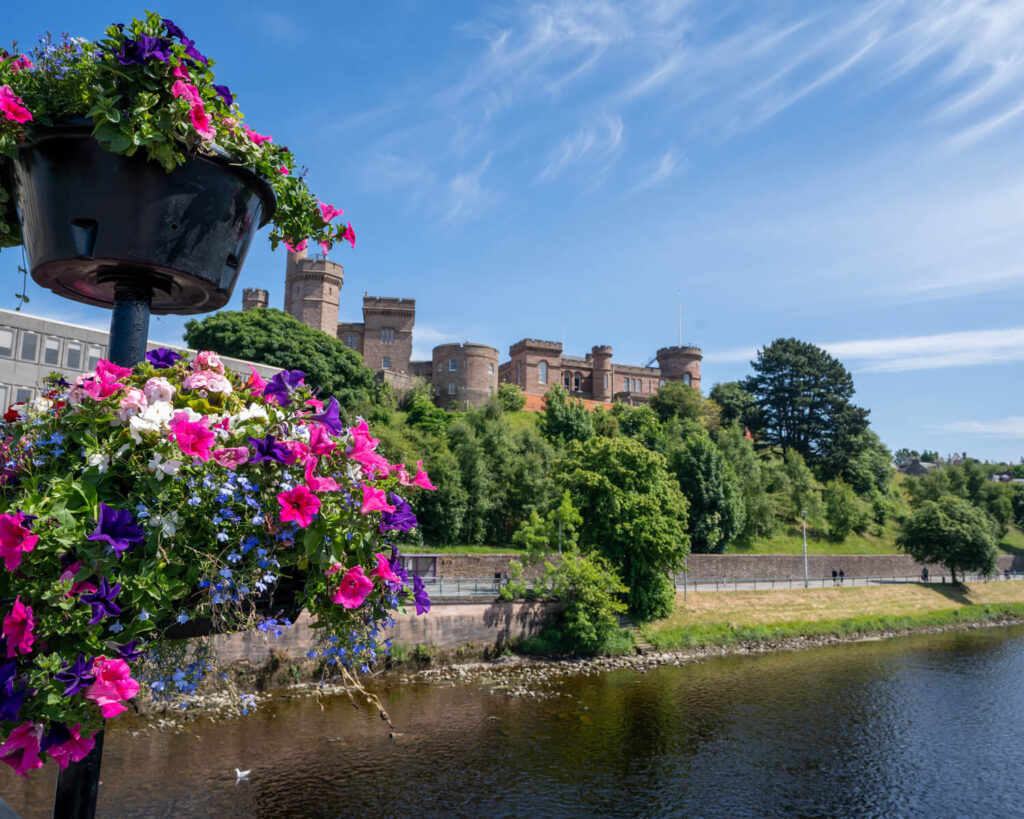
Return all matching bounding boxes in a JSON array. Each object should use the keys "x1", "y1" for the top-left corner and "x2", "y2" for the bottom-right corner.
[
  {"x1": 150, "y1": 512, "x2": 178, "y2": 537},
  {"x1": 86, "y1": 453, "x2": 110, "y2": 473},
  {"x1": 231, "y1": 403, "x2": 269, "y2": 428},
  {"x1": 148, "y1": 452, "x2": 183, "y2": 480},
  {"x1": 128, "y1": 402, "x2": 175, "y2": 443},
  {"x1": 31, "y1": 396, "x2": 52, "y2": 414}
]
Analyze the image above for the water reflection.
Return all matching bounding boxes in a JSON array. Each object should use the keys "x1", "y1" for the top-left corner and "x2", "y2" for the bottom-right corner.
[{"x1": 4, "y1": 625, "x2": 1024, "y2": 817}]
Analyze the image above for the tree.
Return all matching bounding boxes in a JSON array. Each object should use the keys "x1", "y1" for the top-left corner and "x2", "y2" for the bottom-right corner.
[
  {"x1": 555, "y1": 436, "x2": 689, "y2": 621},
  {"x1": 540, "y1": 384, "x2": 594, "y2": 445},
  {"x1": 183, "y1": 308, "x2": 374, "y2": 409},
  {"x1": 650, "y1": 381, "x2": 718, "y2": 429},
  {"x1": 610, "y1": 403, "x2": 663, "y2": 450},
  {"x1": 709, "y1": 382, "x2": 761, "y2": 433},
  {"x1": 744, "y1": 338, "x2": 869, "y2": 473},
  {"x1": 782, "y1": 449, "x2": 824, "y2": 529},
  {"x1": 542, "y1": 552, "x2": 628, "y2": 654},
  {"x1": 898, "y1": 497, "x2": 999, "y2": 583},
  {"x1": 496, "y1": 382, "x2": 526, "y2": 412},
  {"x1": 822, "y1": 478, "x2": 867, "y2": 541},
  {"x1": 715, "y1": 424, "x2": 782, "y2": 542},
  {"x1": 668, "y1": 433, "x2": 745, "y2": 553}
]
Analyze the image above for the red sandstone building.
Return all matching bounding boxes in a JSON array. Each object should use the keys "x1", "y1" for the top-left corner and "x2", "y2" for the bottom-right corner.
[{"x1": 241, "y1": 248, "x2": 702, "y2": 410}]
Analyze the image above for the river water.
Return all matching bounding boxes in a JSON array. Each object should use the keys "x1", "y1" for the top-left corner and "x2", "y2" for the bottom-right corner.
[{"x1": 5, "y1": 625, "x2": 1024, "y2": 818}]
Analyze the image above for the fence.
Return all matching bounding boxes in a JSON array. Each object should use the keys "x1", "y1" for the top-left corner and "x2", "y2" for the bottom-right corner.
[
  {"x1": 676, "y1": 571, "x2": 1024, "y2": 593},
  {"x1": 419, "y1": 577, "x2": 512, "y2": 598}
]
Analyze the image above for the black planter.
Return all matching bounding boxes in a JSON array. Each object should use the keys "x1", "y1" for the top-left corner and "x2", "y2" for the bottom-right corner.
[{"x1": 13, "y1": 123, "x2": 275, "y2": 315}]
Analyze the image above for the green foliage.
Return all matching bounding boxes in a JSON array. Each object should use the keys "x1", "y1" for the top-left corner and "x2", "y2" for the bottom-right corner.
[
  {"x1": 542, "y1": 552, "x2": 629, "y2": 654},
  {"x1": 540, "y1": 385, "x2": 595, "y2": 445},
  {"x1": 744, "y1": 338, "x2": 869, "y2": 475},
  {"x1": 555, "y1": 436, "x2": 689, "y2": 620},
  {"x1": 842, "y1": 429, "x2": 895, "y2": 495},
  {"x1": 898, "y1": 496, "x2": 999, "y2": 582},
  {"x1": 511, "y1": 491, "x2": 582, "y2": 562},
  {"x1": 610, "y1": 404, "x2": 663, "y2": 450},
  {"x1": 823, "y1": 478, "x2": 868, "y2": 541},
  {"x1": 496, "y1": 382, "x2": 527, "y2": 412},
  {"x1": 905, "y1": 460, "x2": 1012, "y2": 538},
  {"x1": 408, "y1": 444, "x2": 467, "y2": 545},
  {"x1": 782, "y1": 449, "x2": 824, "y2": 529},
  {"x1": 183, "y1": 309, "x2": 374, "y2": 409},
  {"x1": 405, "y1": 392, "x2": 454, "y2": 437},
  {"x1": 708, "y1": 382, "x2": 761, "y2": 432},
  {"x1": 668, "y1": 432, "x2": 745, "y2": 554},
  {"x1": 715, "y1": 424, "x2": 783, "y2": 542},
  {"x1": 649, "y1": 381, "x2": 719, "y2": 429},
  {"x1": 591, "y1": 405, "x2": 620, "y2": 438}
]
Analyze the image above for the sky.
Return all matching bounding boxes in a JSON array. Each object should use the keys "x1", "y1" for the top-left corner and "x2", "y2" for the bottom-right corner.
[{"x1": 4, "y1": 0, "x2": 1024, "y2": 462}]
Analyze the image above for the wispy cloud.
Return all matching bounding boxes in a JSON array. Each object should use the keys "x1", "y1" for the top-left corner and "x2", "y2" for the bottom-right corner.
[
  {"x1": 443, "y1": 154, "x2": 495, "y2": 223},
  {"x1": 930, "y1": 417, "x2": 1024, "y2": 438},
  {"x1": 630, "y1": 148, "x2": 683, "y2": 192},
  {"x1": 412, "y1": 325, "x2": 465, "y2": 360},
  {"x1": 708, "y1": 327, "x2": 1024, "y2": 373},
  {"x1": 538, "y1": 113, "x2": 623, "y2": 182}
]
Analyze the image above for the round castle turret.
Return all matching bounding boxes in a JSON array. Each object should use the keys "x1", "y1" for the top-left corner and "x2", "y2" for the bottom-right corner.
[
  {"x1": 432, "y1": 343, "x2": 500, "y2": 409},
  {"x1": 284, "y1": 248, "x2": 343, "y2": 336},
  {"x1": 242, "y1": 288, "x2": 269, "y2": 311},
  {"x1": 656, "y1": 346, "x2": 702, "y2": 392},
  {"x1": 590, "y1": 345, "x2": 613, "y2": 402}
]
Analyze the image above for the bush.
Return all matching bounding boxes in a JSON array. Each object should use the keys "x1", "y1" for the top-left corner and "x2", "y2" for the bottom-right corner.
[{"x1": 496, "y1": 383, "x2": 526, "y2": 412}]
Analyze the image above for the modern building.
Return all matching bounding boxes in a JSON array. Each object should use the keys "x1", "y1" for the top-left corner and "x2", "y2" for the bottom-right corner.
[{"x1": 0, "y1": 308, "x2": 280, "y2": 410}]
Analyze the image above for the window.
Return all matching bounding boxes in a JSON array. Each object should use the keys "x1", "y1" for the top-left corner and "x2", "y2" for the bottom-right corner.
[
  {"x1": 659, "y1": 378, "x2": 666, "y2": 387},
  {"x1": 381, "y1": 328, "x2": 395, "y2": 344},
  {"x1": 516, "y1": 362, "x2": 522, "y2": 384},
  {"x1": 0, "y1": 386, "x2": 6, "y2": 410},
  {"x1": 488, "y1": 363, "x2": 494, "y2": 374},
  {"x1": 538, "y1": 361, "x2": 548, "y2": 385},
  {"x1": 14, "y1": 388, "x2": 32, "y2": 404},
  {"x1": 382, "y1": 357, "x2": 391, "y2": 370},
  {"x1": 446, "y1": 358, "x2": 455, "y2": 372},
  {"x1": 573, "y1": 373, "x2": 581, "y2": 392},
  {"x1": 622, "y1": 377, "x2": 628, "y2": 391},
  {"x1": 564, "y1": 372, "x2": 571, "y2": 389},
  {"x1": 0, "y1": 328, "x2": 12, "y2": 357},
  {"x1": 86, "y1": 344, "x2": 103, "y2": 371},
  {"x1": 66, "y1": 342, "x2": 82, "y2": 371},
  {"x1": 683, "y1": 373, "x2": 692, "y2": 386},
  {"x1": 344, "y1": 334, "x2": 359, "y2": 349},
  {"x1": 488, "y1": 386, "x2": 494, "y2": 395},
  {"x1": 43, "y1": 337, "x2": 60, "y2": 366},
  {"x1": 19, "y1": 332, "x2": 37, "y2": 362},
  {"x1": 448, "y1": 383, "x2": 456, "y2": 395},
  {"x1": 604, "y1": 374, "x2": 609, "y2": 389}
]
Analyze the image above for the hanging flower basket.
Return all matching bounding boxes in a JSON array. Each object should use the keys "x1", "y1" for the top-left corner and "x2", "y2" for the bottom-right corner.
[{"x1": 0, "y1": 351, "x2": 435, "y2": 776}]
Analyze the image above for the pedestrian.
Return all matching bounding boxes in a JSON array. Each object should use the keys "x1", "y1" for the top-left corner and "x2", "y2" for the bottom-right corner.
[
  {"x1": 832, "y1": 569, "x2": 838, "y2": 586},
  {"x1": 839, "y1": 569, "x2": 845, "y2": 586},
  {"x1": 922, "y1": 567, "x2": 929, "y2": 583}
]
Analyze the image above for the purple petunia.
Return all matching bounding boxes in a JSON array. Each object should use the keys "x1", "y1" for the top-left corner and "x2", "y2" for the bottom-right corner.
[
  {"x1": 413, "y1": 574, "x2": 430, "y2": 616},
  {"x1": 88, "y1": 504, "x2": 145, "y2": 557},
  {"x1": 161, "y1": 18, "x2": 187, "y2": 40},
  {"x1": 263, "y1": 370, "x2": 305, "y2": 406},
  {"x1": 0, "y1": 661, "x2": 25, "y2": 721},
  {"x1": 248, "y1": 435, "x2": 291, "y2": 465},
  {"x1": 380, "y1": 494, "x2": 417, "y2": 534},
  {"x1": 108, "y1": 639, "x2": 144, "y2": 663},
  {"x1": 39, "y1": 723, "x2": 72, "y2": 754},
  {"x1": 81, "y1": 577, "x2": 122, "y2": 625},
  {"x1": 145, "y1": 347, "x2": 183, "y2": 369},
  {"x1": 117, "y1": 34, "x2": 172, "y2": 65},
  {"x1": 54, "y1": 653, "x2": 96, "y2": 698},
  {"x1": 308, "y1": 396, "x2": 342, "y2": 434},
  {"x1": 212, "y1": 84, "x2": 234, "y2": 108}
]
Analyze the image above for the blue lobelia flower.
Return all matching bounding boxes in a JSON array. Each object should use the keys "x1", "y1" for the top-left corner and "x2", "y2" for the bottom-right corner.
[
  {"x1": 262, "y1": 370, "x2": 305, "y2": 407},
  {"x1": 307, "y1": 396, "x2": 343, "y2": 434},
  {"x1": 54, "y1": 654, "x2": 96, "y2": 697},
  {"x1": 380, "y1": 494, "x2": 418, "y2": 534},
  {"x1": 145, "y1": 347, "x2": 183, "y2": 369},
  {"x1": 88, "y1": 503, "x2": 145, "y2": 557},
  {"x1": 81, "y1": 577, "x2": 122, "y2": 625},
  {"x1": 248, "y1": 435, "x2": 290, "y2": 464}
]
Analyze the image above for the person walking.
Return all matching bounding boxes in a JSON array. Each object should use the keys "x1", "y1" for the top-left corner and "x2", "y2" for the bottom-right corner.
[
  {"x1": 839, "y1": 569, "x2": 845, "y2": 586},
  {"x1": 832, "y1": 569, "x2": 838, "y2": 586},
  {"x1": 922, "y1": 567, "x2": 929, "y2": 583}
]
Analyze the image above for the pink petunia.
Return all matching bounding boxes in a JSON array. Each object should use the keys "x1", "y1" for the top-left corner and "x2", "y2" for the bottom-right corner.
[
  {"x1": 360, "y1": 484, "x2": 396, "y2": 515},
  {"x1": 342, "y1": 222, "x2": 356, "y2": 248},
  {"x1": 168, "y1": 411, "x2": 215, "y2": 461},
  {"x1": 346, "y1": 420, "x2": 385, "y2": 474},
  {"x1": 0, "y1": 513, "x2": 37, "y2": 572},
  {"x1": 304, "y1": 397, "x2": 325, "y2": 413},
  {"x1": 9, "y1": 57, "x2": 34, "y2": 74},
  {"x1": 242, "y1": 125, "x2": 272, "y2": 144},
  {"x1": 307, "y1": 425, "x2": 337, "y2": 457},
  {"x1": 369, "y1": 553, "x2": 401, "y2": 584},
  {"x1": 0, "y1": 85, "x2": 32, "y2": 124},
  {"x1": 0, "y1": 722, "x2": 43, "y2": 778},
  {"x1": 193, "y1": 351, "x2": 225, "y2": 374},
  {"x1": 277, "y1": 485, "x2": 321, "y2": 528},
  {"x1": 246, "y1": 365, "x2": 267, "y2": 396},
  {"x1": 281, "y1": 440, "x2": 310, "y2": 466},
  {"x1": 94, "y1": 360, "x2": 133, "y2": 382},
  {"x1": 171, "y1": 80, "x2": 201, "y2": 104},
  {"x1": 3, "y1": 597, "x2": 34, "y2": 658},
  {"x1": 411, "y1": 460, "x2": 437, "y2": 491},
  {"x1": 58, "y1": 561, "x2": 97, "y2": 598},
  {"x1": 189, "y1": 103, "x2": 215, "y2": 140},
  {"x1": 394, "y1": 463, "x2": 412, "y2": 486},
  {"x1": 278, "y1": 165, "x2": 290, "y2": 175},
  {"x1": 171, "y1": 63, "x2": 190, "y2": 80},
  {"x1": 325, "y1": 562, "x2": 342, "y2": 576},
  {"x1": 284, "y1": 238, "x2": 307, "y2": 253},
  {"x1": 319, "y1": 202, "x2": 344, "y2": 223},
  {"x1": 80, "y1": 372, "x2": 123, "y2": 401},
  {"x1": 331, "y1": 565, "x2": 373, "y2": 609},
  {"x1": 85, "y1": 656, "x2": 140, "y2": 719},
  {"x1": 304, "y1": 457, "x2": 340, "y2": 493},
  {"x1": 46, "y1": 724, "x2": 96, "y2": 771},
  {"x1": 212, "y1": 447, "x2": 250, "y2": 470}
]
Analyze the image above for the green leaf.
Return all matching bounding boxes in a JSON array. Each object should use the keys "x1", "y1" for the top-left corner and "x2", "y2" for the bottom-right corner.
[{"x1": 93, "y1": 121, "x2": 132, "y2": 154}]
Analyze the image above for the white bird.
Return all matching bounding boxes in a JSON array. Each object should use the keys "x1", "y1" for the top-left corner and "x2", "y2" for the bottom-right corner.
[{"x1": 235, "y1": 768, "x2": 251, "y2": 783}]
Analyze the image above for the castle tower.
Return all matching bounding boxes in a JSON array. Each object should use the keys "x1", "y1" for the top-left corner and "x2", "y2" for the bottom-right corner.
[
  {"x1": 432, "y1": 343, "x2": 499, "y2": 409},
  {"x1": 283, "y1": 248, "x2": 343, "y2": 335},
  {"x1": 656, "y1": 346, "x2": 703, "y2": 392},
  {"x1": 590, "y1": 345, "x2": 613, "y2": 402},
  {"x1": 241, "y1": 288, "x2": 268, "y2": 311},
  {"x1": 361, "y1": 296, "x2": 415, "y2": 373}
]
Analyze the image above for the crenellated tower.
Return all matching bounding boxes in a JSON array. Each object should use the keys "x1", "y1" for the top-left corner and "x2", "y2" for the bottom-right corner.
[{"x1": 283, "y1": 248, "x2": 343, "y2": 335}]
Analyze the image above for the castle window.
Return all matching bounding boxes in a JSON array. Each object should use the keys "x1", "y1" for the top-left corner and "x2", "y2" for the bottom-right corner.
[
  {"x1": 489, "y1": 385, "x2": 494, "y2": 395},
  {"x1": 623, "y1": 377, "x2": 629, "y2": 391},
  {"x1": 659, "y1": 379, "x2": 666, "y2": 387},
  {"x1": 344, "y1": 334, "x2": 359, "y2": 349},
  {"x1": 604, "y1": 374, "x2": 609, "y2": 389},
  {"x1": 381, "y1": 328, "x2": 395, "y2": 345},
  {"x1": 382, "y1": 357, "x2": 391, "y2": 370},
  {"x1": 449, "y1": 358, "x2": 457, "y2": 372},
  {"x1": 66, "y1": 341, "x2": 82, "y2": 370},
  {"x1": 488, "y1": 363, "x2": 494, "y2": 374},
  {"x1": 437, "y1": 363, "x2": 443, "y2": 373},
  {"x1": 538, "y1": 361, "x2": 548, "y2": 385},
  {"x1": 448, "y1": 383, "x2": 456, "y2": 395},
  {"x1": 564, "y1": 372, "x2": 571, "y2": 389},
  {"x1": 517, "y1": 362, "x2": 522, "y2": 384},
  {"x1": 683, "y1": 373, "x2": 692, "y2": 386},
  {"x1": 573, "y1": 373, "x2": 581, "y2": 392}
]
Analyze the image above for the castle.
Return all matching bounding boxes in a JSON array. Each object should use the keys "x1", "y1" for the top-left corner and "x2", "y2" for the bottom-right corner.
[{"x1": 242, "y1": 248, "x2": 703, "y2": 410}]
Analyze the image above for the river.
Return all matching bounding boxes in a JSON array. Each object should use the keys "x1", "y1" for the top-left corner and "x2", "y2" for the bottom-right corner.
[{"x1": 5, "y1": 624, "x2": 1024, "y2": 818}]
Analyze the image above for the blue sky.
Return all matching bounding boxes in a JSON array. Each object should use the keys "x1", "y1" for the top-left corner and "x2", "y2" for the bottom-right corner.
[{"x1": 5, "y1": 1, "x2": 1024, "y2": 461}]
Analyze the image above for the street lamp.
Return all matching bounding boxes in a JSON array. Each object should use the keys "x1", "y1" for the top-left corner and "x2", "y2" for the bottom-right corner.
[{"x1": 801, "y1": 509, "x2": 809, "y2": 588}]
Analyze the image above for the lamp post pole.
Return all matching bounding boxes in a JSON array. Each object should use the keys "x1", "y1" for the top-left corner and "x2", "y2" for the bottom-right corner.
[{"x1": 802, "y1": 510, "x2": 809, "y2": 589}]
